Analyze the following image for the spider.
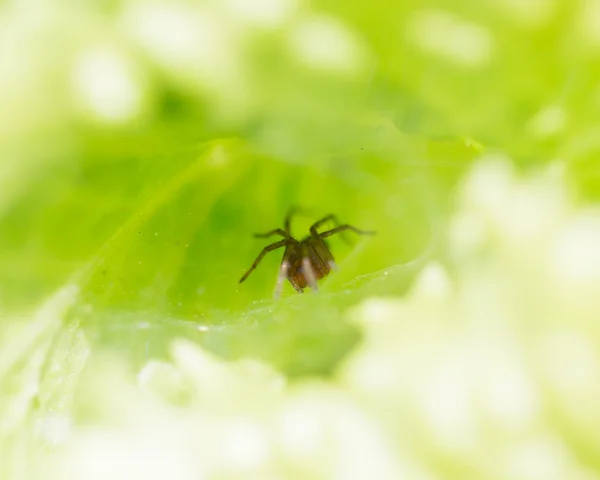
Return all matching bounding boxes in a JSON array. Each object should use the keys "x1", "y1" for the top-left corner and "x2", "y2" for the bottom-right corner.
[{"x1": 239, "y1": 211, "x2": 375, "y2": 297}]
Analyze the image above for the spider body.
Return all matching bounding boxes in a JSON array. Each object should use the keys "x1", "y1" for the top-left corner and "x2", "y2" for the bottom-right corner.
[
  {"x1": 285, "y1": 236, "x2": 334, "y2": 291},
  {"x1": 239, "y1": 212, "x2": 375, "y2": 297}
]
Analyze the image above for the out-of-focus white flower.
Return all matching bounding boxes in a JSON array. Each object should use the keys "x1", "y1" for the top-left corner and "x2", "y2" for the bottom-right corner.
[
  {"x1": 341, "y1": 157, "x2": 600, "y2": 478},
  {"x1": 222, "y1": 0, "x2": 298, "y2": 28},
  {"x1": 288, "y1": 15, "x2": 369, "y2": 75},
  {"x1": 72, "y1": 46, "x2": 147, "y2": 124},
  {"x1": 580, "y1": 0, "x2": 600, "y2": 48},
  {"x1": 120, "y1": 3, "x2": 242, "y2": 91},
  {"x1": 488, "y1": 0, "x2": 556, "y2": 28},
  {"x1": 528, "y1": 105, "x2": 567, "y2": 138},
  {"x1": 407, "y1": 10, "x2": 493, "y2": 66}
]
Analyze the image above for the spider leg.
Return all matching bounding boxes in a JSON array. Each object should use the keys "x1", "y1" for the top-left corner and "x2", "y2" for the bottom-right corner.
[
  {"x1": 254, "y1": 228, "x2": 291, "y2": 239},
  {"x1": 273, "y1": 260, "x2": 290, "y2": 299},
  {"x1": 319, "y1": 224, "x2": 376, "y2": 239},
  {"x1": 284, "y1": 206, "x2": 321, "y2": 234},
  {"x1": 302, "y1": 257, "x2": 318, "y2": 291},
  {"x1": 306, "y1": 240, "x2": 337, "y2": 283},
  {"x1": 307, "y1": 241, "x2": 331, "y2": 272},
  {"x1": 299, "y1": 242, "x2": 319, "y2": 291},
  {"x1": 309, "y1": 214, "x2": 354, "y2": 244},
  {"x1": 284, "y1": 208, "x2": 296, "y2": 234},
  {"x1": 309, "y1": 214, "x2": 339, "y2": 236},
  {"x1": 239, "y1": 239, "x2": 289, "y2": 283},
  {"x1": 284, "y1": 206, "x2": 306, "y2": 234}
]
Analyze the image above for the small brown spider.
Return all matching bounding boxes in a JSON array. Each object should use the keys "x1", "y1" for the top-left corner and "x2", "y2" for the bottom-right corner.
[{"x1": 239, "y1": 211, "x2": 375, "y2": 297}]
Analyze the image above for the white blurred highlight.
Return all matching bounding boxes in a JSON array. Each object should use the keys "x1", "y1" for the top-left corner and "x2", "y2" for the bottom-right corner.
[
  {"x1": 453, "y1": 157, "x2": 568, "y2": 253},
  {"x1": 355, "y1": 298, "x2": 403, "y2": 327},
  {"x1": 123, "y1": 4, "x2": 209, "y2": 66},
  {"x1": 476, "y1": 344, "x2": 539, "y2": 430},
  {"x1": 528, "y1": 105, "x2": 567, "y2": 138},
  {"x1": 580, "y1": 0, "x2": 600, "y2": 47},
  {"x1": 279, "y1": 401, "x2": 323, "y2": 458},
  {"x1": 35, "y1": 414, "x2": 72, "y2": 446},
  {"x1": 411, "y1": 263, "x2": 452, "y2": 301},
  {"x1": 504, "y1": 438, "x2": 572, "y2": 480},
  {"x1": 417, "y1": 351, "x2": 477, "y2": 450},
  {"x1": 552, "y1": 214, "x2": 600, "y2": 285},
  {"x1": 223, "y1": 0, "x2": 297, "y2": 27},
  {"x1": 72, "y1": 47, "x2": 143, "y2": 123},
  {"x1": 408, "y1": 10, "x2": 493, "y2": 66},
  {"x1": 490, "y1": 0, "x2": 556, "y2": 27},
  {"x1": 343, "y1": 352, "x2": 399, "y2": 393},
  {"x1": 288, "y1": 16, "x2": 367, "y2": 74},
  {"x1": 219, "y1": 420, "x2": 270, "y2": 469},
  {"x1": 121, "y1": 4, "x2": 241, "y2": 90},
  {"x1": 540, "y1": 329, "x2": 600, "y2": 395},
  {"x1": 120, "y1": 3, "x2": 254, "y2": 123},
  {"x1": 64, "y1": 429, "x2": 194, "y2": 480}
]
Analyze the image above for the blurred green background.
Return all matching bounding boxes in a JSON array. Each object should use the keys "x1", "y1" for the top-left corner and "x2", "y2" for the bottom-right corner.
[{"x1": 3, "y1": 0, "x2": 600, "y2": 478}]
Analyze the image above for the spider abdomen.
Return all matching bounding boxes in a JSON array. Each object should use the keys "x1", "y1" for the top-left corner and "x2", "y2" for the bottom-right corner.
[{"x1": 288, "y1": 255, "x2": 332, "y2": 291}]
